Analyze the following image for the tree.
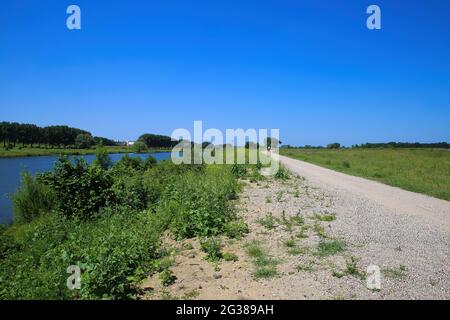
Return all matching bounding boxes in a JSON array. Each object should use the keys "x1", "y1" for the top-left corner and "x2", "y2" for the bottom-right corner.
[
  {"x1": 0, "y1": 122, "x2": 6, "y2": 147},
  {"x1": 132, "y1": 141, "x2": 148, "y2": 153},
  {"x1": 75, "y1": 133, "x2": 95, "y2": 149},
  {"x1": 93, "y1": 144, "x2": 111, "y2": 170},
  {"x1": 93, "y1": 136, "x2": 117, "y2": 146},
  {"x1": 326, "y1": 143, "x2": 341, "y2": 149},
  {"x1": 138, "y1": 133, "x2": 176, "y2": 148}
]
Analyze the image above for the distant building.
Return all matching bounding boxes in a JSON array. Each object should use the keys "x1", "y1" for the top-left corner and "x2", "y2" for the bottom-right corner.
[{"x1": 126, "y1": 141, "x2": 135, "y2": 147}]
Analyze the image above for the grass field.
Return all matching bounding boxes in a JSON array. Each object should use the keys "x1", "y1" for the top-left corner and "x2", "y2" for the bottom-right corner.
[
  {"x1": 281, "y1": 148, "x2": 450, "y2": 201},
  {"x1": 0, "y1": 146, "x2": 170, "y2": 158}
]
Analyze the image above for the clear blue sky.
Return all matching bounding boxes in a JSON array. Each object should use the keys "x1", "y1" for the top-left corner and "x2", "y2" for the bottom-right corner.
[{"x1": 1, "y1": 0, "x2": 449, "y2": 146}]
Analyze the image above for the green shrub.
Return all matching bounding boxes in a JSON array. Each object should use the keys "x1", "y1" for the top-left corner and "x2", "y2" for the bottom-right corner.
[
  {"x1": 12, "y1": 171, "x2": 57, "y2": 223},
  {"x1": 274, "y1": 166, "x2": 289, "y2": 180},
  {"x1": 132, "y1": 141, "x2": 148, "y2": 153},
  {"x1": 162, "y1": 166, "x2": 238, "y2": 239},
  {"x1": 0, "y1": 209, "x2": 164, "y2": 299},
  {"x1": 144, "y1": 156, "x2": 157, "y2": 168},
  {"x1": 256, "y1": 212, "x2": 276, "y2": 230},
  {"x1": 223, "y1": 252, "x2": 238, "y2": 262},
  {"x1": 75, "y1": 134, "x2": 95, "y2": 149},
  {"x1": 112, "y1": 174, "x2": 147, "y2": 210},
  {"x1": 231, "y1": 164, "x2": 247, "y2": 177},
  {"x1": 200, "y1": 237, "x2": 223, "y2": 262},
  {"x1": 223, "y1": 219, "x2": 249, "y2": 239},
  {"x1": 92, "y1": 145, "x2": 111, "y2": 170},
  {"x1": 42, "y1": 157, "x2": 115, "y2": 220},
  {"x1": 0, "y1": 227, "x2": 19, "y2": 259},
  {"x1": 159, "y1": 269, "x2": 177, "y2": 287}
]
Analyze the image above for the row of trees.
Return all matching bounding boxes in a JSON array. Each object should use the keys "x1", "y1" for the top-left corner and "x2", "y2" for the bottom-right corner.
[
  {"x1": 282, "y1": 141, "x2": 450, "y2": 149},
  {"x1": 0, "y1": 122, "x2": 117, "y2": 149},
  {"x1": 138, "y1": 133, "x2": 178, "y2": 148},
  {"x1": 352, "y1": 142, "x2": 450, "y2": 149}
]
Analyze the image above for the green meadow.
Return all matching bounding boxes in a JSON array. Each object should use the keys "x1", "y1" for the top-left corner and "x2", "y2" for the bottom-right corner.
[{"x1": 281, "y1": 148, "x2": 450, "y2": 201}]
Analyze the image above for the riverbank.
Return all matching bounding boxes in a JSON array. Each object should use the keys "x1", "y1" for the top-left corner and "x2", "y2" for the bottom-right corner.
[
  {"x1": 0, "y1": 156, "x2": 245, "y2": 299},
  {"x1": 0, "y1": 146, "x2": 172, "y2": 158}
]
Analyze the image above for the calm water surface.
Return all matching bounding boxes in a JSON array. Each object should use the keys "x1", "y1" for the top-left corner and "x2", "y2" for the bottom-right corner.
[{"x1": 0, "y1": 152, "x2": 172, "y2": 225}]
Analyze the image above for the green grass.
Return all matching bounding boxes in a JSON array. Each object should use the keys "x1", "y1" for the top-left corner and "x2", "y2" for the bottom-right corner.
[
  {"x1": 313, "y1": 222, "x2": 327, "y2": 238},
  {"x1": 281, "y1": 148, "x2": 450, "y2": 201},
  {"x1": 256, "y1": 212, "x2": 277, "y2": 230},
  {"x1": 314, "y1": 213, "x2": 336, "y2": 222},
  {"x1": 246, "y1": 241, "x2": 278, "y2": 279},
  {"x1": 283, "y1": 239, "x2": 296, "y2": 248},
  {"x1": 332, "y1": 256, "x2": 366, "y2": 280},
  {"x1": 315, "y1": 240, "x2": 346, "y2": 257},
  {"x1": 0, "y1": 145, "x2": 170, "y2": 158},
  {"x1": 200, "y1": 237, "x2": 223, "y2": 262},
  {"x1": 222, "y1": 252, "x2": 239, "y2": 262},
  {"x1": 382, "y1": 265, "x2": 408, "y2": 278}
]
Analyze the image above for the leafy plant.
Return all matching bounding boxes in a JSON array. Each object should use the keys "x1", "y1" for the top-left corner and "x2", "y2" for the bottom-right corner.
[
  {"x1": 274, "y1": 166, "x2": 289, "y2": 180},
  {"x1": 200, "y1": 237, "x2": 223, "y2": 262},
  {"x1": 40, "y1": 157, "x2": 115, "y2": 220},
  {"x1": 276, "y1": 191, "x2": 283, "y2": 202},
  {"x1": 231, "y1": 164, "x2": 247, "y2": 177},
  {"x1": 283, "y1": 239, "x2": 296, "y2": 248},
  {"x1": 223, "y1": 252, "x2": 238, "y2": 262},
  {"x1": 256, "y1": 212, "x2": 276, "y2": 230},
  {"x1": 313, "y1": 222, "x2": 327, "y2": 238},
  {"x1": 12, "y1": 171, "x2": 57, "y2": 223},
  {"x1": 223, "y1": 219, "x2": 249, "y2": 239},
  {"x1": 132, "y1": 141, "x2": 148, "y2": 153},
  {"x1": 159, "y1": 269, "x2": 177, "y2": 287}
]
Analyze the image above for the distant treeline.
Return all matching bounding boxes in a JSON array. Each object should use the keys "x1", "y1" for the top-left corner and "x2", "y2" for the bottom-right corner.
[
  {"x1": 352, "y1": 142, "x2": 450, "y2": 149},
  {"x1": 0, "y1": 121, "x2": 117, "y2": 148},
  {"x1": 138, "y1": 133, "x2": 178, "y2": 148},
  {"x1": 282, "y1": 142, "x2": 450, "y2": 149}
]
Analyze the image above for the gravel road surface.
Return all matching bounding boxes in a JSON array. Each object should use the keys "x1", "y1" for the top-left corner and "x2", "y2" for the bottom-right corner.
[{"x1": 279, "y1": 154, "x2": 450, "y2": 299}]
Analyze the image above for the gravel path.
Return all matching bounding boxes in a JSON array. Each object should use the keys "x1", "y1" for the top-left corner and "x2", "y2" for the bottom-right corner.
[
  {"x1": 142, "y1": 157, "x2": 449, "y2": 300},
  {"x1": 279, "y1": 154, "x2": 450, "y2": 299}
]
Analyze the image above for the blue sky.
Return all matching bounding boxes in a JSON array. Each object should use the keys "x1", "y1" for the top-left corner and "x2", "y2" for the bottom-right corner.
[{"x1": 0, "y1": 0, "x2": 449, "y2": 146}]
